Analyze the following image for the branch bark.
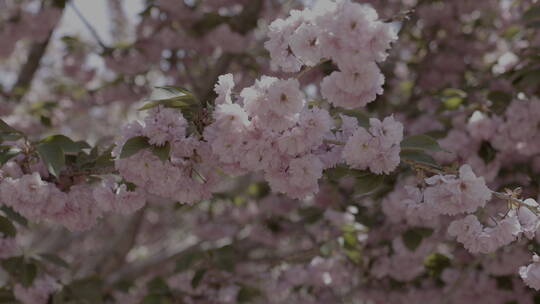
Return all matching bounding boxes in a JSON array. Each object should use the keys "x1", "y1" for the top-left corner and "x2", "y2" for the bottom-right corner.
[
  {"x1": 12, "y1": 4, "x2": 65, "y2": 102},
  {"x1": 95, "y1": 207, "x2": 147, "y2": 276}
]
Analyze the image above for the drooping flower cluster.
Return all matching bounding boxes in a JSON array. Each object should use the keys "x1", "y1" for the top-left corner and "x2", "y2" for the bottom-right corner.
[
  {"x1": 92, "y1": 178, "x2": 146, "y2": 215},
  {"x1": 115, "y1": 107, "x2": 221, "y2": 204},
  {"x1": 13, "y1": 275, "x2": 59, "y2": 304},
  {"x1": 448, "y1": 199, "x2": 540, "y2": 254},
  {"x1": 491, "y1": 99, "x2": 540, "y2": 156},
  {"x1": 520, "y1": 254, "x2": 540, "y2": 291},
  {"x1": 4, "y1": 0, "x2": 540, "y2": 301},
  {"x1": 203, "y1": 72, "x2": 405, "y2": 198},
  {"x1": 204, "y1": 75, "x2": 332, "y2": 199},
  {"x1": 0, "y1": 172, "x2": 102, "y2": 231},
  {"x1": 342, "y1": 115, "x2": 403, "y2": 174},
  {"x1": 0, "y1": 166, "x2": 146, "y2": 232},
  {"x1": 448, "y1": 213, "x2": 521, "y2": 254},
  {"x1": 404, "y1": 165, "x2": 492, "y2": 219},
  {"x1": 265, "y1": 0, "x2": 397, "y2": 109}
]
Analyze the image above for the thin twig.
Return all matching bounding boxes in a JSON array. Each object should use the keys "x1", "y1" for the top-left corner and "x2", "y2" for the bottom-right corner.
[
  {"x1": 323, "y1": 139, "x2": 346, "y2": 146},
  {"x1": 69, "y1": 2, "x2": 109, "y2": 51},
  {"x1": 295, "y1": 59, "x2": 331, "y2": 80},
  {"x1": 12, "y1": 4, "x2": 66, "y2": 101},
  {"x1": 492, "y1": 191, "x2": 539, "y2": 214}
]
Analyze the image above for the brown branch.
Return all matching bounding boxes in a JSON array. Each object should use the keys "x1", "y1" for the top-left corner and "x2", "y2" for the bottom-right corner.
[
  {"x1": 105, "y1": 241, "x2": 201, "y2": 285},
  {"x1": 12, "y1": 5, "x2": 65, "y2": 102},
  {"x1": 97, "y1": 207, "x2": 147, "y2": 276},
  {"x1": 79, "y1": 207, "x2": 147, "y2": 277},
  {"x1": 12, "y1": 35, "x2": 54, "y2": 101},
  {"x1": 69, "y1": 1, "x2": 109, "y2": 50}
]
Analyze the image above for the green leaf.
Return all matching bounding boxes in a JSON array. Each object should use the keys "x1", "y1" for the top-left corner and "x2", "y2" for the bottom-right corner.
[
  {"x1": 401, "y1": 135, "x2": 444, "y2": 152},
  {"x1": 1, "y1": 206, "x2": 27, "y2": 227},
  {"x1": 119, "y1": 136, "x2": 150, "y2": 159},
  {"x1": 441, "y1": 88, "x2": 467, "y2": 98},
  {"x1": 487, "y1": 90, "x2": 512, "y2": 104},
  {"x1": 479, "y1": 141, "x2": 497, "y2": 165},
  {"x1": 520, "y1": 69, "x2": 540, "y2": 87},
  {"x1": 212, "y1": 245, "x2": 237, "y2": 272},
  {"x1": 94, "y1": 145, "x2": 116, "y2": 169},
  {"x1": 400, "y1": 150, "x2": 442, "y2": 170},
  {"x1": 20, "y1": 262, "x2": 37, "y2": 288},
  {"x1": 237, "y1": 285, "x2": 262, "y2": 303},
  {"x1": 155, "y1": 86, "x2": 193, "y2": 96},
  {"x1": 298, "y1": 207, "x2": 324, "y2": 224},
  {"x1": 343, "y1": 230, "x2": 358, "y2": 249},
  {"x1": 0, "y1": 146, "x2": 21, "y2": 166},
  {"x1": 402, "y1": 227, "x2": 433, "y2": 251},
  {"x1": 40, "y1": 115, "x2": 52, "y2": 127},
  {"x1": 495, "y1": 275, "x2": 514, "y2": 290},
  {"x1": 39, "y1": 253, "x2": 69, "y2": 268},
  {"x1": 151, "y1": 142, "x2": 171, "y2": 162},
  {"x1": 438, "y1": 88, "x2": 467, "y2": 110},
  {"x1": 442, "y1": 96, "x2": 463, "y2": 110},
  {"x1": 175, "y1": 250, "x2": 203, "y2": 273},
  {"x1": 524, "y1": 6, "x2": 540, "y2": 22},
  {"x1": 141, "y1": 294, "x2": 173, "y2": 304},
  {"x1": 65, "y1": 276, "x2": 104, "y2": 303},
  {"x1": 0, "y1": 119, "x2": 22, "y2": 135},
  {"x1": 112, "y1": 279, "x2": 133, "y2": 293},
  {"x1": 354, "y1": 172, "x2": 384, "y2": 195},
  {"x1": 527, "y1": 20, "x2": 540, "y2": 28},
  {"x1": 138, "y1": 95, "x2": 196, "y2": 111},
  {"x1": 1, "y1": 257, "x2": 37, "y2": 288},
  {"x1": 191, "y1": 12, "x2": 230, "y2": 36},
  {"x1": 0, "y1": 216, "x2": 16, "y2": 237},
  {"x1": 191, "y1": 268, "x2": 207, "y2": 289},
  {"x1": 335, "y1": 108, "x2": 370, "y2": 128},
  {"x1": 502, "y1": 25, "x2": 521, "y2": 39},
  {"x1": 487, "y1": 90, "x2": 512, "y2": 114},
  {"x1": 75, "y1": 141, "x2": 92, "y2": 150},
  {"x1": 36, "y1": 142, "x2": 65, "y2": 177},
  {"x1": 147, "y1": 277, "x2": 170, "y2": 295},
  {"x1": 324, "y1": 165, "x2": 350, "y2": 181},
  {"x1": 52, "y1": 0, "x2": 68, "y2": 9},
  {"x1": 40, "y1": 135, "x2": 86, "y2": 154},
  {"x1": 0, "y1": 119, "x2": 24, "y2": 142},
  {"x1": 0, "y1": 287, "x2": 16, "y2": 302},
  {"x1": 142, "y1": 277, "x2": 172, "y2": 304},
  {"x1": 424, "y1": 253, "x2": 451, "y2": 277}
]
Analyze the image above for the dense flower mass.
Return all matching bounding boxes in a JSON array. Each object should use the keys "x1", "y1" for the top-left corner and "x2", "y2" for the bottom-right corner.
[
  {"x1": 342, "y1": 115, "x2": 403, "y2": 174},
  {"x1": 265, "y1": 0, "x2": 396, "y2": 109},
  {"x1": 520, "y1": 255, "x2": 540, "y2": 291},
  {"x1": 1, "y1": 0, "x2": 540, "y2": 302}
]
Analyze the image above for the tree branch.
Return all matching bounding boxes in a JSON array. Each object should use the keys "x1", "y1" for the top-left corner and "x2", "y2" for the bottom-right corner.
[
  {"x1": 11, "y1": 4, "x2": 65, "y2": 101},
  {"x1": 105, "y1": 239, "x2": 201, "y2": 285},
  {"x1": 69, "y1": 2, "x2": 109, "y2": 51},
  {"x1": 79, "y1": 207, "x2": 147, "y2": 277}
]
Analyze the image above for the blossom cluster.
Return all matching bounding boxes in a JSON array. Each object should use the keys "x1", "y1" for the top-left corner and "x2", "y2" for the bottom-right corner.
[
  {"x1": 401, "y1": 165, "x2": 492, "y2": 219},
  {"x1": 0, "y1": 165, "x2": 146, "y2": 232},
  {"x1": 115, "y1": 106, "x2": 221, "y2": 204},
  {"x1": 265, "y1": 0, "x2": 397, "y2": 109},
  {"x1": 342, "y1": 116, "x2": 403, "y2": 174},
  {"x1": 448, "y1": 199, "x2": 540, "y2": 254},
  {"x1": 3, "y1": 0, "x2": 540, "y2": 302},
  {"x1": 116, "y1": 0, "x2": 403, "y2": 200}
]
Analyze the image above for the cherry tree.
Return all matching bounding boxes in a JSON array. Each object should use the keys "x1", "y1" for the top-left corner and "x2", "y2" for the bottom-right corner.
[{"x1": 0, "y1": 0, "x2": 540, "y2": 303}]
